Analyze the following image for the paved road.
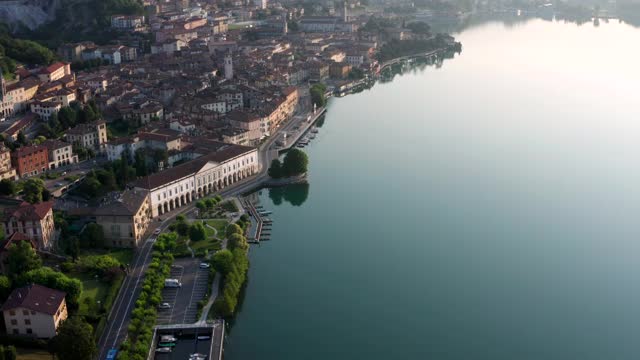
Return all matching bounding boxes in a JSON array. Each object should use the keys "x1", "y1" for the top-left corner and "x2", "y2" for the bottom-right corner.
[{"x1": 96, "y1": 238, "x2": 155, "y2": 360}]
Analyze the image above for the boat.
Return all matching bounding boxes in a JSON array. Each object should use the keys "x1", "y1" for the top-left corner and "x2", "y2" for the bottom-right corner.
[
  {"x1": 311, "y1": 128, "x2": 319, "y2": 134},
  {"x1": 197, "y1": 336, "x2": 210, "y2": 340},
  {"x1": 263, "y1": 218, "x2": 273, "y2": 223},
  {"x1": 296, "y1": 144, "x2": 306, "y2": 148},
  {"x1": 158, "y1": 342, "x2": 176, "y2": 347},
  {"x1": 258, "y1": 211, "x2": 272, "y2": 215},
  {"x1": 156, "y1": 347, "x2": 172, "y2": 353},
  {"x1": 160, "y1": 335, "x2": 177, "y2": 342}
]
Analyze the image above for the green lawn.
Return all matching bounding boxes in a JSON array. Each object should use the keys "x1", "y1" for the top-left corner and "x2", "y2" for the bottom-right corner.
[
  {"x1": 205, "y1": 219, "x2": 229, "y2": 235},
  {"x1": 190, "y1": 237, "x2": 221, "y2": 256},
  {"x1": 71, "y1": 271, "x2": 110, "y2": 315},
  {"x1": 16, "y1": 348, "x2": 54, "y2": 360},
  {"x1": 78, "y1": 248, "x2": 134, "y2": 265}
]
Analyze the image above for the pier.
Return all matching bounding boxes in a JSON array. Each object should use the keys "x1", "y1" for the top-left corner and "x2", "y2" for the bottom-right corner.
[{"x1": 243, "y1": 199, "x2": 264, "y2": 244}]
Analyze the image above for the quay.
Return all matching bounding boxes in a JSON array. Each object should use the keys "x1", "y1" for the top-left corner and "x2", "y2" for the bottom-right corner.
[{"x1": 278, "y1": 106, "x2": 327, "y2": 152}]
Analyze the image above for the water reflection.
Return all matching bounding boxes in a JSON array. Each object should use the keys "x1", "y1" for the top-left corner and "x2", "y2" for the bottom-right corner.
[{"x1": 268, "y1": 183, "x2": 310, "y2": 207}]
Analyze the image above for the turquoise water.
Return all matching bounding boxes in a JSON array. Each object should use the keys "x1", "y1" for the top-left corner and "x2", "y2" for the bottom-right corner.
[{"x1": 225, "y1": 18, "x2": 640, "y2": 360}]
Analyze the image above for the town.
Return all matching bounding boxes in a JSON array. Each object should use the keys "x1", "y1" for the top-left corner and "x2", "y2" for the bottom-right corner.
[{"x1": 0, "y1": 0, "x2": 467, "y2": 358}]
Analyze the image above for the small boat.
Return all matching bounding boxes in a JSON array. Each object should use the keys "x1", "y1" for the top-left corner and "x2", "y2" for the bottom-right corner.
[
  {"x1": 309, "y1": 134, "x2": 316, "y2": 139},
  {"x1": 161, "y1": 335, "x2": 177, "y2": 342},
  {"x1": 262, "y1": 218, "x2": 273, "y2": 223},
  {"x1": 296, "y1": 144, "x2": 305, "y2": 148},
  {"x1": 311, "y1": 129, "x2": 319, "y2": 133},
  {"x1": 158, "y1": 342, "x2": 176, "y2": 347},
  {"x1": 156, "y1": 347, "x2": 172, "y2": 353},
  {"x1": 258, "y1": 211, "x2": 272, "y2": 215},
  {"x1": 197, "y1": 336, "x2": 210, "y2": 340}
]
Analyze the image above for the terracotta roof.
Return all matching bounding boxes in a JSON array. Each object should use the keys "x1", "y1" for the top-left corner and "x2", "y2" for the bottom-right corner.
[
  {"x1": 4, "y1": 201, "x2": 54, "y2": 222},
  {"x1": 42, "y1": 62, "x2": 67, "y2": 75},
  {"x1": 11, "y1": 145, "x2": 48, "y2": 158},
  {"x1": 1, "y1": 284, "x2": 66, "y2": 316},
  {"x1": 227, "y1": 110, "x2": 260, "y2": 123}
]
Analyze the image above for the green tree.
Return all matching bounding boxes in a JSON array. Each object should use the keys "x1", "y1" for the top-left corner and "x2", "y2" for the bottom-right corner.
[
  {"x1": 7, "y1": 241, "x2": 41, "y2": 280},
  {"x1": 0, "y1": 178, "x2": 16, "y2": 196},
  {"x1": 268, "y1": 159, "x2": 283, "y2": 179},
  {"x1": 225, "y1": 223, "x2": 243, "y2": 238},
  {"x1": 196, "y1": 200, "x2": 206, "y2": 212},
  {"x1": 51, "y1": 317, "x2": 97, "y2": 360},
  {"x1": 0, "y1": 275, "x2": 10, "y2": 301},
  {"x1": 212, "y1": 249, "x2": 234, "y2": 275},
  {"x1": 0, "y1": 345, "x2": 5, "y2": 360},
  {"x1": 134, "y1": 149, "x2": 148, "y2": 177},
  {"x1": 16, "y1": 131, "x2": 26, "y2": 145},
  {"x1": 228, "y1": 233, "x2": 248, "y2": 250},
  {"x1": 282, "y1": 148, "x2": 309, "y2": 176},
  {"x1": 310, "y1": 83, "x2": 327, "y2": 107},
  {"x1": 20, "y1": 267, "x2": 82, "y2": 308},
  {"x1": 189, "y1": 222, "x2": 206, "y2": 242},
  {"x1": 174, "y1": 215, "x2": 190, "y2": 236},
  {"x1": 81, "y1": 223, "x2": 105, "y2": 248},
  {"x1": 4, "y1": 346, "x2": 15, "y2": 360},
  {"x1": 22, "y1": 178, "x2": 46, "y2": 203}
]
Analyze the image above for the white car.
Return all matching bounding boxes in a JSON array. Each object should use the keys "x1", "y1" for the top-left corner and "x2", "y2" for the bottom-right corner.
[
  {"x1": 153, "y1": 228, "x2": 162, "y2": 235},
  {"x1": 158, "y1": 303, "x2": 171, "y2": 309},
  {"x1": 199, "y1": 263, "x2": 210, "y2": 269}
]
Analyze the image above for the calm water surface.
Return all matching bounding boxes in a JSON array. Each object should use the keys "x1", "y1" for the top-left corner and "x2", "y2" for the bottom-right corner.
[{"x1": 225, "y1": 19, "x2": 640, "y2": 360}]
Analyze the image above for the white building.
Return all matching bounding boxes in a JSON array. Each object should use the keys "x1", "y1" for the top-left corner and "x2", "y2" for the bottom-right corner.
[{"x1": 133, "y1": 144, "x2": 259, "y2": 217}]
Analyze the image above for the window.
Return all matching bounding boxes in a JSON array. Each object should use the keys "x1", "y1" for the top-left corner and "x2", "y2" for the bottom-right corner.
[
  {"x1": 10, "y1": 319, "x2": 17, "y2": 325},
  {"x1": 22, "y1": 310, "x2": 28, "y2": 316},
  {"x1": 24, "y1": 319, "x2": 31, "y2": 325},
  {"x1": 26, "y1": 328, "x2": 32, "y2": 334},
  {"x1": 9, "y1": 310, "x2": 15, "y2": 316}
]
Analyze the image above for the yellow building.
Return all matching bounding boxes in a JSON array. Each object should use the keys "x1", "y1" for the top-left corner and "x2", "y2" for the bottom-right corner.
[{"x1": 94, "y1": 189, "x2": 152, "y2": 248}]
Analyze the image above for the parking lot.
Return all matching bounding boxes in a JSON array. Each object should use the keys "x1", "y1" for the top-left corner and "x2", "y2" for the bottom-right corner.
[{"x1": 157, "y1": 257, "x2": 210, "y2": 325}]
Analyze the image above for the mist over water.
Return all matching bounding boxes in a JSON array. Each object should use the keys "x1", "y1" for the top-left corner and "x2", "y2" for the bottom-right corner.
[{"x1": 225, "y1": 18, "x2": 640, "y2": 360}]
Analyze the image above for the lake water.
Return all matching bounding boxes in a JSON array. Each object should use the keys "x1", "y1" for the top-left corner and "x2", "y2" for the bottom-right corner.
[{"x1": 225, "y1": 18, "x2": 640, "y2": 360}]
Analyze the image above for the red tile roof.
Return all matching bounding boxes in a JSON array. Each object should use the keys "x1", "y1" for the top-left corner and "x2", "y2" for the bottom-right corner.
[
  {"x1": 4, "y1": 201, "x2": 54, "y2": 222},
  {"x1": 41, "y1": 62, "x2": 67, "y2": 74},
  {"x1": 1, "y1": 284, "x2": 66, "y2": 316}
]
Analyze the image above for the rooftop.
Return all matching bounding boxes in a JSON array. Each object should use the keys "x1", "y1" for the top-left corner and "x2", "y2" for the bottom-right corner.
[{"x1": 1, "y1": 284, "x2": 66, "y2": 316}]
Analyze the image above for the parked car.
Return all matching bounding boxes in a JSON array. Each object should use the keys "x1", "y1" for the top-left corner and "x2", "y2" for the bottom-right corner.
[
  {"x1": 199, "y1": 263, "x2": 210, "y2": 269},
  {"x1": 158, "y1": 303, "x2": 171, "y2": 309},
  {"x1": 154, "y1": 228, "x2": 162, "y2": 235}
]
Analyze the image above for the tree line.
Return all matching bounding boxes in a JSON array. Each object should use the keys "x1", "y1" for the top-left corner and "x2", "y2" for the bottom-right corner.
[{"x1": 212, "y1": 223, "x2": 250, "y2": 317}]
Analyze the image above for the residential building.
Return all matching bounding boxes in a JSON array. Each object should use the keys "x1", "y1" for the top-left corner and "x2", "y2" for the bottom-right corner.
[
  {"x1": 1, "y1": 284, "x2": 68, "y2": 338},
  {"x1": 37, "y1": 62, "x2": 72, "y2": 83},
  {"x1": 111, "y1": 15, "x2": 145, "y2": 29},
  {"x1": 3, "y1": 201, "x2": 55, "y2": 249},
  {"x1": 30, "y1": 100, "x2": 62, "y2": 120},
  {"x1": 11, "y1": 145, "x2": 49, "y2": 178},
  {"x1": 42, "y1": 139, "x2": 78, "y2": 169},
  {"x1": 226, "y1": 110, "x2": 263, "y2": 144},
  {"x1": 0, "y1": 146, "x2": 16, "y2": 180},
  {"x1": 94, "y1": 190, "x2": 152, "y2": 248},
  {"x1": 65, "y1": 120, "x2": 108, "y2": 153}
]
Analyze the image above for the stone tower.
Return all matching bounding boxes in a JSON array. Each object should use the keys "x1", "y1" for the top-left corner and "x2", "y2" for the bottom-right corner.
[
  {"x1": 0, "y1": 72, "x2": 5, "y2": 102},
  {"x1": 224, "y1": 53, "x2": 233, "y2": 80},
  {"x1": 343, "y1": 1, "x2": 348, "y2": 22},
  {"x1": 283, "y1": 16, "x2": 288, "y2": 34}
]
